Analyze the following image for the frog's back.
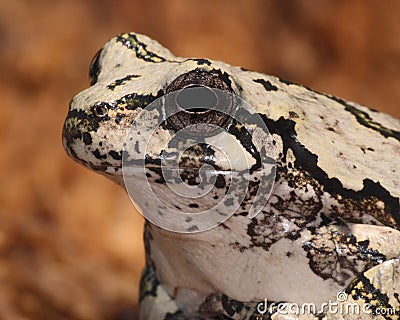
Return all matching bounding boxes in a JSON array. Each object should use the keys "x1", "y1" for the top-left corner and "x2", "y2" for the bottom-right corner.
[{"x1": 231, "y1": 69, "x2": 400, "y2": 229}]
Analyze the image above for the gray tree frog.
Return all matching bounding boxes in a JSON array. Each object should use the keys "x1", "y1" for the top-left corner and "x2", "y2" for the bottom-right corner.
[{"x1": 63, "y1": 33, "x2": 400, "y2": 319}]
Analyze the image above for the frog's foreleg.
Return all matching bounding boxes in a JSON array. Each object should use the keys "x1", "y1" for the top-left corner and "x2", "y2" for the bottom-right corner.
[
  {"x1": 343, "y1": 259, "x2": 400, "y2": 319},
  {"x1": 139, "y1": 265, "x2": 222, "y2": 320},
  {"x1": 139, "y1": 222, "x2": 181, "y2": 319},
  {"x1": 139, "y1": 265, "x2": 180, "y2": 319},
  {"x1": 140, "y1": 224, "x2": 217, "y2": 320}
]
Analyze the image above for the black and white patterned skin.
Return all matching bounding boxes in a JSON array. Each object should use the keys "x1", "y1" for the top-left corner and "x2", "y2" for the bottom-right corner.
[{"x1": 63, "y1": 33, "x2": 400, "y2": 319}]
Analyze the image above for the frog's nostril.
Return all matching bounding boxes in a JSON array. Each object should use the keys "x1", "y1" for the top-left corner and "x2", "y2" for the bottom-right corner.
[
  {"x1": 92, "y1": 102, "x2": 109, "y2": 118},
  {"x1": 176, "y1": 85, "x2": 217, "y2": 113}
]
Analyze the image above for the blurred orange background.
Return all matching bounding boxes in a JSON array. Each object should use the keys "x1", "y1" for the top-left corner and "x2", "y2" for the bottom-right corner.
[{"x1": 0, "y1": 1, "x2": 399, "y2": 319}]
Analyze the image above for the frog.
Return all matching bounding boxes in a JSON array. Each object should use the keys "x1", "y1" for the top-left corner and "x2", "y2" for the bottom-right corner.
[{"x1": 62, "y1": 32, "x2": 400, "y2": 320}]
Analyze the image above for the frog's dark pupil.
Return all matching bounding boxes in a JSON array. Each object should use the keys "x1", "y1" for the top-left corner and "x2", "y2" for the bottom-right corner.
[{"x1": 176, "y1": 86, "x2": 217, "y2": 113}]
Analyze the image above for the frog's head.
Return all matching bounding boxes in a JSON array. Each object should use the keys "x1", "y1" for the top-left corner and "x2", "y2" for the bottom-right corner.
[{"x1": 63, "y1": 33, "x2": 275, "y2": 232}]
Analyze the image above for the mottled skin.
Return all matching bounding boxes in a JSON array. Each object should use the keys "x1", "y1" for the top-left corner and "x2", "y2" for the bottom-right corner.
[{"x1": 63, "y1": 33, "x2": 400, "y2": 319}]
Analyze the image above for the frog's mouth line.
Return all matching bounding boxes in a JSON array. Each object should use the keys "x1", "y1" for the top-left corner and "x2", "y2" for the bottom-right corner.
[
  {"x1": 87, "y1": 162, "x2": 245, "y2": 176},
  {"x1": 124, "y1": 164, "x2": 246, "y2": 183},
  {"x1": 123, "y1": 162, "x2": 261, "y2": 179},
  {"x1": 121, "y1": 151, "x2": 263, "y2": 175}
]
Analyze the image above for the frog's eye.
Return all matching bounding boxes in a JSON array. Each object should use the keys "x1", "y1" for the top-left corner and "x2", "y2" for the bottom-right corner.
[
  {"x1": 166, "y1": 85, "x2": 231, "y2": 136},
  {"x1": 89, "y1": 49, "x2": 103, "y2": 85},
  {"x1": 165, "y1": 70, "x2": 234, "y2": 136}
]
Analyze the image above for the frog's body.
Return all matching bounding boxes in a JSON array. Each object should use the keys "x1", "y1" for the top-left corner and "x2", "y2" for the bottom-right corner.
[{"x1": 63, "y1": 33, "x2": 400, "y2": 319}]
